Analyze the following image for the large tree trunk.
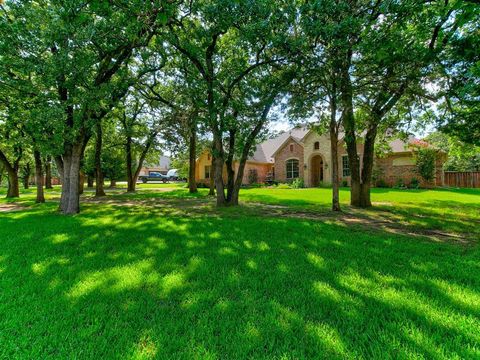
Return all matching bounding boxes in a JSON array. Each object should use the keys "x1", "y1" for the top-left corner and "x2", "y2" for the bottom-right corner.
[
  {"x1": 59, "y1": 144, "x2": 83, "y2": 214},
  {"x1": 188, "y1": 131, "x2": 198, "y2": 193},
  {"x1": 87, "y1": 175, "x2": 94, "y2": 188},
  {"x1": 7, "y1": 171, "x2": 20, "y2": 198},
  {"x1": 125, "y1": 132, "x2": 156, "y2": 193},
  {"x1": 330, "y1": 127, "x2": 341, "y2": 212},
  {"x1": 225, "y1": 129, "x2": 236, "y2": 202},
  {"x1": 22, "y1": 163, "x2": 31, "y2": 190},
  {"x1": 359, "y1": 125, "x2": 378, "y2": 208},
  {"x1": 54, "y1": 155, "x2": 64, "y2": 182},
  {"x1": 95, "y1": 121, "x2": 106, "y2": 197},
  {"x1": 109, "y1": 179, "x2": 117, "y2": 188},
  {"x1": 225, "y1": 99, "x2": 275, "y2": 206},
  {"x1": 329, "y1": 80, "x2": 341, "y2": 212},
  {"x1": 225, "y1": 164, "x2": 235, "y2": 202},
  {"x1": 228, "y1": 159, "x2": 246, "y2": 206},
  {"x1": 213, "y1": 135, "x2": 226, "y2": 206},
  {"x1": 339, "y1": 51, "x2": 361, "y2": 206},
  {"x1": 34, "y1": 150, "x2": 45, "y2": 203},
  {"x1": 0, "y1": 150, "x2": 20, "y2": 198},
  {"x1": 125, "y1": 136, "x2": 136, "y2": 192},
  {"x1": 45, "y1": 155, "x2": 53, "y2": 189},
  {"x1": 208, "y1": 153, "x2": 216, "y2": 196},
  {"x1": 79, "y1": 171, "x2": 85, "y2": 195}
]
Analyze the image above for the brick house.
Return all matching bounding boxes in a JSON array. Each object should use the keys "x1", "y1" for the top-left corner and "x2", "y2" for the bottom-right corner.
[{"x1": 195, "y1": 126, "x2": 446, "y2": 187}]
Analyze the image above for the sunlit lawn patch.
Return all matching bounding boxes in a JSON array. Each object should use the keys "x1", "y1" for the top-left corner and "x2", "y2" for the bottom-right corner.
[{"x1": 0, "y1": 185, "x2": 479, "y2": 358}]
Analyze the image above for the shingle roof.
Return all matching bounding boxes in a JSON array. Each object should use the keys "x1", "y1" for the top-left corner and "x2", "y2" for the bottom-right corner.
[
  {"x1": 249, "y1": 126, "x2": 309, "y2": 163},
  {"x1": 388, "y1": 136, "x2": 417, "y2": 153},
  {"x1": 249, "y1": 128, "x2": 419, "y2": 164}
]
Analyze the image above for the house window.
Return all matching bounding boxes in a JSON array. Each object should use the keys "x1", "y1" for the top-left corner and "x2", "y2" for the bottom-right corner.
[
  {"x1": 289, "y1": 144, "x2": 294, "y2": 152},
  {"x1": 314, "y1": 141, "x2": 319, "y2": 150},
  {"x1": 205, "y1": 166, "x2": 211, "y2": 179},
  {"x1": 286, "y1": 159, "x2": 299, "y2": 179},
  {"x1": 342, "y1": 155, "x2": 350, "y2": 177}
]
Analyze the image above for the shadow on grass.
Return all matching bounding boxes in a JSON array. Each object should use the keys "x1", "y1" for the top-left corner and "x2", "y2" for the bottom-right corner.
[{"x1": 0, "y1": 200, "x2": 479, "y2": 359}]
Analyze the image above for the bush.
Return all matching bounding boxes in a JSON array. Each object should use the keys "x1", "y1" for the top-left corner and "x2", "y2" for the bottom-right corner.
[
  {"x1": 317, "y1": 181, "x2": 331, "y2": 188},
  {"x1": 394, "y1": 178, "x2": 406, "y2": 189},
  {"x1": 291, "y1": 178, "x2": 305, "y2": 189},
  {"x1": 277, "y1": 183, "x2": 291, "y2": 189},
  {"x1": 413, "y1": 147, "x2": 437, "y2": 183},
  {"x1": 375, "y1": 178, "x2": 388, "y2": 188},
  {"x1": 410, "y1": 177, "x2": 420, "y2": 189},
  {"x1": 341, "y1": 180, "x2": 349, "y2": 187}
]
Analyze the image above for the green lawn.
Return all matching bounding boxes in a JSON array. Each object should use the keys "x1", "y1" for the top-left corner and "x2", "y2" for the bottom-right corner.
[{"x1": 0, "y1": 185, "x2": 479, "y2": 359}]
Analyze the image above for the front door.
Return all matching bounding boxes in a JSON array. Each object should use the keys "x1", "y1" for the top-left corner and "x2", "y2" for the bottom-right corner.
[{"x1": 311, "y1": 155, "x2": 324, "y2": 186}]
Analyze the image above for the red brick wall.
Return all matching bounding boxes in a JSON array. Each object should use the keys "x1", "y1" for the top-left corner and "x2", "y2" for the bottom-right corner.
[
  {"x1": 274, "y1": 141, "x2": 304, "y2": 182},
  {"x1": 235, "y1": 162, "x2": 273, "y2": 184},
  {"x1": 336, "y1": 144, "x2": 445, "y2": 188},
  {"x1": 374, "y1": 153, "x2": 444, "y2": 187}
]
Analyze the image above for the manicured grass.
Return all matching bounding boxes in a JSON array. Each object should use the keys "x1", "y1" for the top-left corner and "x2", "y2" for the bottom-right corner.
[
  {"x1": 239, "y1": 187, "x2": 480, "y2": 238},
  {"x1": 0, "y1": 185, "x2": 479, "y2": 359}
]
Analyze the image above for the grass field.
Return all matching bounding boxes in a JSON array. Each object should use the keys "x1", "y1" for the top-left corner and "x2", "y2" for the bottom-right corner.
[{"x1": 0, "y1": 185, "x2": 479, "y2": 359}]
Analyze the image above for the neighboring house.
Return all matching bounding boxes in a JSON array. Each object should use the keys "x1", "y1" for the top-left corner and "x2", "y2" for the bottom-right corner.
[
  {"x1": 139, "y1": 155, "x2": 171, "y2": 176},
  {"x1": 195, "y1": 126, "x2": 446, "y2": 187}
]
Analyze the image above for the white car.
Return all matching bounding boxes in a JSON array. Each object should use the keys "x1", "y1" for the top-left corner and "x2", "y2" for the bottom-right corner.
[{"x1": 166, "y1": 169, "x2": 179, "y2": 181}]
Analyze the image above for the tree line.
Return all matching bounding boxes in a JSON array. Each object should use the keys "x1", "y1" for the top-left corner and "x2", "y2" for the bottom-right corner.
[{"x1": 0, "y1": 0, "x2": 478, "y2": 214}]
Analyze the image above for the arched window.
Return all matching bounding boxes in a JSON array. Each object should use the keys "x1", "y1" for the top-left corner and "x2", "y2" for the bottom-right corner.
[
  {"x1": 314, "y1": 141, "x2": 319, "y2": 150},
  {"x1": 286, "y1": 159, "x2": 299, "y2": 179}
]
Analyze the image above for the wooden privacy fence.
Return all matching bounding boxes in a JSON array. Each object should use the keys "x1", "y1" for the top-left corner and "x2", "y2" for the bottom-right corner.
[{"x1": 443, "y1": 171, "x2": 480, "y2": 188}]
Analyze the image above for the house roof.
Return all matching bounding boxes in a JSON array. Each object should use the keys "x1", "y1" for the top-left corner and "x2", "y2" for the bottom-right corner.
[
  {"x1": 250, "y1": 126, "x2": 309, "y2": 163},
  {"x1": 388, "y1": 136, "x2": 417, "y2": 153},
  {"x1": 247, "y1": 127, "x2": 426, "y2": 164}
]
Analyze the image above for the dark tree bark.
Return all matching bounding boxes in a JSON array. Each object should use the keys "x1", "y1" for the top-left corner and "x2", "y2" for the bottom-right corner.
[
  {"x1": 45, "y1": 155, "x2": 53, "y2": 189},
  {"x1": 58, "y1": 143, "x2": 83, "y2": 214},
  {"x1": 109, "y1": 179, "x2": 117, "y2": 188},
  {"x1": 212, "y1": 133, "x2": 226, "y2": 206},
  {"x1": 225, "y1": 98, "x2": 275, "y2": 206},
  {"x1": 330, "y1": 133, "x2": 341, "y2": 211},
  {"x1": 54, "y1": 155, "x2": 64, "y2": 183},
  {"x1": 125, "y1": 135, "x2": 136, "y2": 192},
  {"x1": 225, "y1": 129, "x2": 236, "y2": 202},
  {"x1": 339, "y1": 51, "x2": 361, "y2": 206},
  {"x1": 95, "y1": 120, "x2": 106, "y2": 197},
  {"x1": 22, "y1": 163, "x2": 31, "y2": 189},
  {"x1": 34, "y1": 150, "x2": 45, "y2": 203},
  {"x1": 79, "y1": 170, "x2": 85, "y2": 195},
  {"x1": 208, "y1": 152, "x2": 216, "y2": 196},
  {"x1": 125, "y1": 129, "x2": 157, "y2": 193},
  {"x1": 329, "y1": 87, "x2": 341, "y2": 212},
  {"x1": 0, "y1": 149, "x2": 21, "y2": 198},
  {"x1": 7, "y1": 172, "x2": 19, "y2": 198},
  {"x1": 188, "y1": 128, "x2": 198, "y2": 193},
  {"x1": 120, "y1": 107, "x2": 158, "y2": 193},
  {"x1": 87, "y1": 175, "x2": 94, "y2": 188},
  {"x1": 359, "y1": 125, "x2": 378, "y2": 208}
]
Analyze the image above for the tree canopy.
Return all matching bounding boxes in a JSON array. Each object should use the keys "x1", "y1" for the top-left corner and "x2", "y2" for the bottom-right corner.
[{"x1": 0, "y1": 0, "x2": 478, "y2": 212}]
